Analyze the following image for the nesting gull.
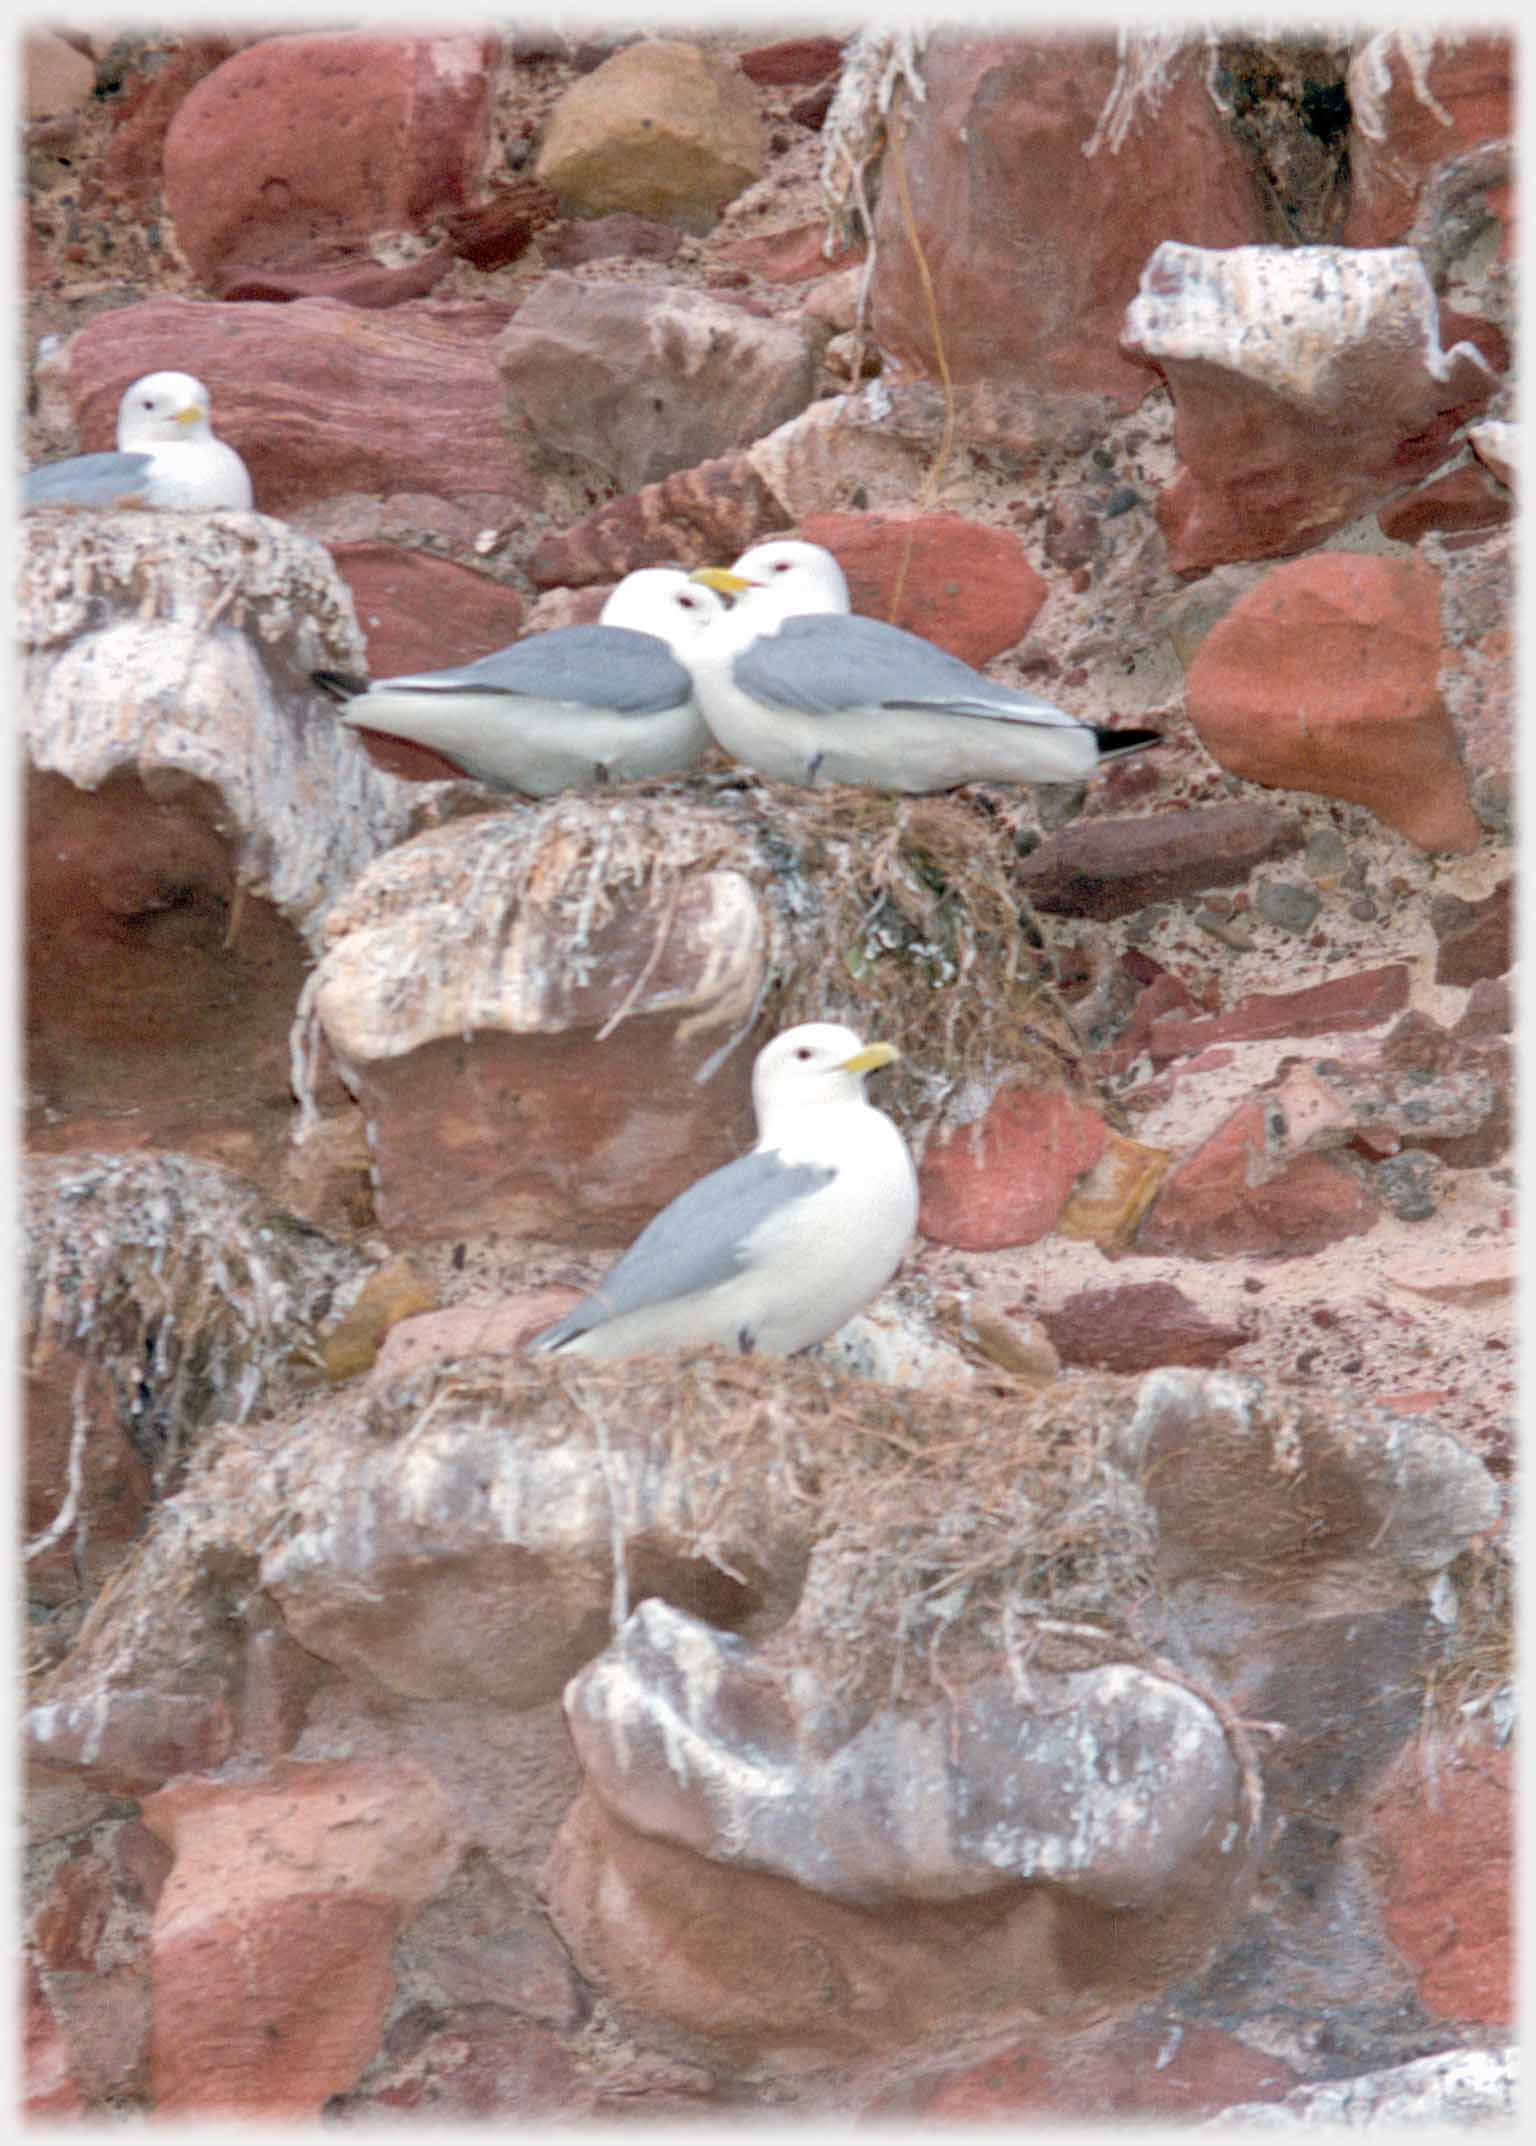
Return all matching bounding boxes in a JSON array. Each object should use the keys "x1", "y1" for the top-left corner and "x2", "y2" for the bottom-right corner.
[
  {"x1": 526, "y1": 1022, "x2": 918, "y2": 1364},
  {"x1": 313, "y1": 568, "x2": 728, "y2": 795},
  {"x1": 689, "y1": 538, "x2": 1162, "y2": 792},
  {"x1": 23, "y1": 371, "x2": 253, "y2": 512}
]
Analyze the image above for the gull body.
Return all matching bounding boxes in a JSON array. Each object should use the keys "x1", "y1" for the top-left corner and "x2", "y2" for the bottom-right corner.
[
  {"x1": 689, "y1": 538, "x2": 1161, "y2": 793},
  {"x1": 312, "y1": 568, "x2": 726, "y2": 796},
  {"x1": 526, "y1": 1022, "x2": 918, "y2": 1364},
  {"x1": 23, "y1": 371, "x2": 254, "y2": 511}
]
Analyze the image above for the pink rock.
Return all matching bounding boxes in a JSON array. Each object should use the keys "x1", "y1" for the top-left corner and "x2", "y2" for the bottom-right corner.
[
  {"x1": 1146, "y1": 965, "x2": 1410, "y2": 1062},
  {"x1": 86, "y1": 34, "x2": 241, "y2": 214},
  {"x1": 1016, "y1": 801, "x2": 1299, "y2": 920},
  {"x1": 54, "y1": 294, "x2": 532, "y2": 517},
  {"x1": 713, "y1": 223, "x2": 863, "y2": 282},
  {"x1": 1183, "y1": 553, "x2": 1481, "y2": 853},
  {"x1": 1137, "y1": 1094, "x2": 1379, "y2": 1260},
  {"x1": 339, "y1": 2006, "x2": 597, "y2": 2121},
  {"x1": 1367, "y1": 1736, "x2": 1512, "y2": 2028},
  {"x1": 26, "y1": 1691, "x2": 235, "y2": 1797},
  {"x1": 143, "y1": 1759, "x2": 462, "y2": 2118},
  {"x1": 25, "y1": 30, "x2": 96, "y2": 118},
  {"x1": 368, "y1": 1296, "x2": 576, "y2": 1383},
  {"x1": 1124, "y1": 242, "x2": 1497, "y2": 570},
  {"x1": 870, "y1": 34, "x2": 1264, "y2": 412},
  {"x1": 23, "y1": 1957, "x2": 84, "y2": 2118},
  {"x1": 796, "y1": 509, "x2": 1048, "y2": 665},
  {"x1": 1437, "y1": 530, "x2": 1512, "y2": 834},
  {"x1": 163, "y1": 31, "x2": 497, "y2": 279},
  {"x1": 212, "y1": 249, "x2": 453, "y2": 307},
  {"x1": 1377, "y1": 458, "x2": 1513, "y2": 545},
  {"x1": 1385, "y1": 1248, "x2": 1515, "y2": 1303},
  {"x1": 1345, "y1": 33, "x2": 1514, "y2": 248},
  {"x1": 918, "y1": 1084, "x2": 1107, "y2": 1250},
  {"x1": 33, "y1": 1851, "x2": 117, "y2": 1972},
  {"x1": 540, "y1": 212, "x2": 684, "y2": 268},
  {"x1": 1038, "y1": 1281, "x2": 1249, "y2": 1373}
]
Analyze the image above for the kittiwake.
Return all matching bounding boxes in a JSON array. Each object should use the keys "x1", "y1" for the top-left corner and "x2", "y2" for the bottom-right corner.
[
  {"x1": 688, "y1": 538, "x2": 1162, "y2": 792},
  {"x1": 23, "y1": 371, "x2": 254, "y2": 512},
  {"x1": 526, "y1": 1021, "x2": 918, "y2": 1363},
  {"x1": 312, "y1": 568, "x2": 728, "y2": 795}
]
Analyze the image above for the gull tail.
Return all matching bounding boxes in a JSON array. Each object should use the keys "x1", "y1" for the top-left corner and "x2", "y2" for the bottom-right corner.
[
  {"x1": 312, "y1": 668, "x2": 369, "y2": 704},
  {"x1": 1093, "y1": 726, "x2": 1163, "y2": 760}
]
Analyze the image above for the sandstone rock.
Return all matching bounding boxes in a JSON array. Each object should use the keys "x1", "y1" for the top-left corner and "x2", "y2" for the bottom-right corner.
[
  {"x1": 797, "y1": 509, "x2": 1048, "y2": 663},
  {"x1": 1345, "y1": 32, "x2": 1514, "y2": 247},
  {"x1": 1123, "y1": 242, "x2": 1497, "y2": 569},
  {"x1": 1136, "y1": 1094, "x2": 1380, "y2": 1260},
  {"x1": 143, "y1": 1759, "x2": 463, "y2": 2117},
  {"x1": 26, "y1": 29, "x2": 97, "y2": 118},
  {"x1": 498, "y1": 274, "x2": 823, "y2": 491},
  {"x1": 303, "y1": 797, "x2": 776, "y2": 1245},
  {"x1": 740, "y1": 37, "x2": 845, "y2": 88},
  {"x1": 23, "y1": 1957, "x2": 84, "y2": 2117},
  {"x1": 1182, "y1": 553, "x2": 1481, "y2": 853},
  {"x1": 442, "y1": 180, "x2": 562, "y2": 271},
  {"x1": 539, "y1": 211, "x2": 684, "y2": 267},
  {"x1": 1367, "y1": 1735, "x2": 1512, "y2": 2029},
  {"x1": 534, "y1": 41, "x2": 765, "y2": 229},
  {"x1": 1039, "y1": 1282, "x2": 1249, "y2": 1373},
  {"x1": 870, "y1": 32, "x2": 1263, "y2": 414},
  {"x1": 713, "y1": 223, "x2": 862, "y2": 283},
  {"x1": 1054, "y1": 1128, "x2": 1174, "y2": 1253},
  {"x1": 258, "y1": 1360, "x2": 816, "y2": 1707},
  {"x1": 917, "y1": 1083, "x2": 1106, "y2": 1251},
  {"x1": 567, "y1": 1597, "x2": 1247, "y2": 1909},
  {"x1": 211, "y1": 250, "x2": 453, "y2": 307},
  {"x1": 1144, "y1": 965, "x2": 1410, "y2": 1062},
  {"x1": 47, "y1": 294, "x2": 533, "y2": 520},
  {"x1": 315, "y1": 1254, "x2": 439, "y2": 1383},
  {"x1": 21, "y1": 513, "x2": 413, "y2": 1172},
  {"x1": 1016, "y1": 802, "x2": 1300, "y2": 920},
  {"x1": 162, "y1": 31, "x2": 497, "y2": 279},
  {"x1": 1385, "y1": 1247, "x2": 1515, "y2": 1303}
]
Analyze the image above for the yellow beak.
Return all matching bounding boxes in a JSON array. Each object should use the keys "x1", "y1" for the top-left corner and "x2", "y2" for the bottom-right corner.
[
  {"x1": 173, "y1": 405, "x2": 206, "y2": 427},
  {"x1": 689, "y1": 566, "x2": 756, "y2": 597},
  {"x1": 841, "y1": 1041, "x2": 899, "y2": 1075}
]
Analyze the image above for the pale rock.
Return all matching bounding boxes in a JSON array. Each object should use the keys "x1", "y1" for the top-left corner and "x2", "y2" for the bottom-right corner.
[
  {"x1": 534, "y1": 40, "x2": 765, "y2": 229},
  {"x1": 1123, "y1": 241, "x2": 1497, "y2": 569},
  {"x1": 1207, "y1": 2045, "x2": 1517, "y2": 2128},
  {"x1": 302, "y1": 796, "x2": 779, "y2": 1246},
  {"x1": 498, "y1": 274, "x2": 823, "y2": 491},
  {"x1": 26, "y1": 29, "x2": 97, "y2": 118}
]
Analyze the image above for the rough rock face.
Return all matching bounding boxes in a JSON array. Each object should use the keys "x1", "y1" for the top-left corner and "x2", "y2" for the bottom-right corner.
[{"x1": 22, "y1": 21, "x2": 1514, "y2": 2127}]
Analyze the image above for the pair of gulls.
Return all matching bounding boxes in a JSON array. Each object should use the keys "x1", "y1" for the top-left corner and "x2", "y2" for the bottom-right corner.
[
  {"x1": 319, "y1": 542, "x2": 1160, "y2": 797},
  {"x1": 330, "y1": 549, "x2": 1160, "y2": 1364}
]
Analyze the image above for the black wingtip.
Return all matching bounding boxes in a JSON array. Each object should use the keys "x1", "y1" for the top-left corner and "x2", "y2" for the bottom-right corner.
[
  {"x1": 312, "y1": 668, "x2": 369, "y2": 703},
  {"x1": 1094, "y1": 727, "x2": 1163, "y2": 758}
]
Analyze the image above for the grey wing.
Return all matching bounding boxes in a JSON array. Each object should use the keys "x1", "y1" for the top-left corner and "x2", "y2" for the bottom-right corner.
[
  {"x1": 23, "y1": 451, "x2": 157, "y2": 508},
  {"x1": 735, "y1": 614, "x2": 1087, "y2": 732},
  {"x1": 377, "y1": 624, "x2": 692, "y2": 716},
  {"x1": 529, "y1": 1148, "x2": 834, "y2": 1350}
]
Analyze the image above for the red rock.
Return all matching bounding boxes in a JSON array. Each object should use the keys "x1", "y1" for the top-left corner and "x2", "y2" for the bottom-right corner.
[
  {"x1": 1016, "y1": 801, "x2": 1299, "y2": 920},
  {"x1": 87, "y1": 35, "x2": 241, "y2": 213},
  {"x1": 1431, "y1": 877, "x2": 1512, "y2": 986},
  {"x1": 739, "y1": 37, "x2": 844, "y2": 88},
  {"x1": 163, "y1": 31, "x2": 497, "y2": 280},
  {"x1": 55, "y1": 294, "x2": 533, "y2": 517},
  {"x1": 23, "y1": 1957, "x2": 84, "y2": 2118},
  {"x1": 1453, "y1": 975, "x2": 1511, "y2": 1036},
  {"x1": 1146, "y1": 965, "x2": 1411, "y2": 1062},
  {"x1": 1345, "y1": 34, "x2": 1514, "y2": 248},
  {"x1": 24, "y1": 1350, "x2": 152, "y2": 1605},
  {"x1": 110, "y1": 1822, "x2": 175, "y2": 1913},
  {"x1": 1095, "y1": 964, "x2": 1204, "y2": 1075},
  {"x1": 870, "y1": 33, "x2": 1264, "y2": 412},
  {"x1": 1137, "y1": 1094, "x2": 1379, "y2": 1260},
  {"x1": 881, "y1": 2021, "x2": 1299, "y2": 2121},
  {"x1": 442, "y1": 181, "x2": 561, "y2": 270},
  {"x1": 1039, "y1": 1281, "x2": 1249, "y2": 1372},
  {"x1": 26, "y1": 1690, "x2": 236, "y2": 1797},
  {"x1": 211, "y1": 248, "x2": 453, "y2": 307},
  {"x1": 338, "y1": 2006, "x2": 597, "y2": 2121},
  {"x1": 144, "y1": 1759, "x2": 462, "y2": 2117},
  {"x1": 918, "y1": 1083, "x2": 1107, "y2": 1250},
  {"x1": 33, "y1": 1852, "x2": 116, "y2": 1973},
  {"x1": 797, "y1": 509, "x2": 1048, "y2": 665},
  {"x1": 1378, "y1": 459, "x2": 1513, "y2": 545},
  {"x1": 524, "y1": 449, "x2": 778, "y2": 588},
  {"x1": 1184, "y1": 554, "x2": 1481, "y2": 854},
  {"x1": 1367, "y1": 1736, "x2": 1512, "y2": 2028}
]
